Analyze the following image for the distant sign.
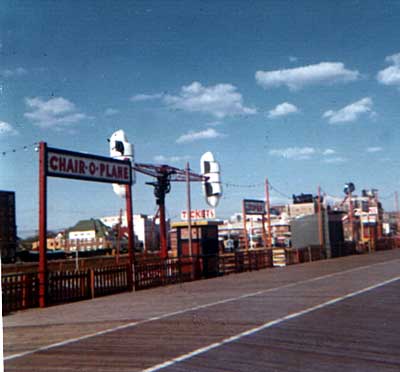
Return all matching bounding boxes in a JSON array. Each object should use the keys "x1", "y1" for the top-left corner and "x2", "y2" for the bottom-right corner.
[
  {"x1": 368, "y1": 207, "x2": 378, "y2": 215},
  {"x1": 181, "y1": 209, "x2": 216, "y2": 220},
  {"x1": 46, "y1": 147, "x2": 132, "y2": 184},
  {"x1": 243, "y1": 199, "x2": 265, "y2": 215}
]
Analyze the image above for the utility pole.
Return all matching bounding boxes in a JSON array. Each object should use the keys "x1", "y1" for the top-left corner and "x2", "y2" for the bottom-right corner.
[
  {"x1": 265, "y1": 178, "x2": 272, "y2": 248},
  {"x1": 360, "y1": 197, "x2": 365, "y2": 243},
  {"x1": 116, "y1": 208, "x2": 122, "y2": 264},
  {"x1": 38, "y1": 142, "x2": 47, "y2": 308},
  {"x1": 376, "y1": 190, "x2": 382, "y2": 239},
  {"x1": 242, "y1": 200, "x2": 249, "y2": 251},
  {"x1": 185, "y1": 162, "x2": 192, "y2": 256},
  {"x1": 317, "y1": 186, "x2": 324, "y2": 248},
  {"x1": 395, "y1": 191, "x2": 399, "y2": 236},
  {"x1": 348, "y1": 191, "x2": 353, "y2": 241}
]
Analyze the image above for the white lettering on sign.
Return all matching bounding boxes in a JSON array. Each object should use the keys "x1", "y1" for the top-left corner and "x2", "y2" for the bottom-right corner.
[
  {"x1": 181, "y1": 209, "x2": 216, "y2": 220},
  {"x1": 46, "y1": 150, "x2": 131, "y2": 184},
  {"x1": 244, "y1": 200, "x2": 265, "y2": 215}
]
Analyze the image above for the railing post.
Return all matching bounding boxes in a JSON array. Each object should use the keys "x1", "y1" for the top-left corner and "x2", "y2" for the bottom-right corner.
[
  {"x1": 22, "y1": 274, "x2": 27, "y2": 309},
  {"x1": 127, "y1": 263, "x2": 133, "y2": 291},
  {"x1": 90, "y1": 269, "x2": 95, "y2": 299},
  {"x1": 308, "y1": 246, "x2": 312, "y2": 262}
]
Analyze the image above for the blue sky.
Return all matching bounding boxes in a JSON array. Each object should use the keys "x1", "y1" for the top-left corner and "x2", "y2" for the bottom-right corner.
[{"x1": 1, "y1": 0, "x2": 400, "y2": 235}]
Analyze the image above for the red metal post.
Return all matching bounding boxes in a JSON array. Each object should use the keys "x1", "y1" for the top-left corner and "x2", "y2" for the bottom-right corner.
[
  {"x1": 116, "y1": 208, "x2": 122, "y2": 264},
  {"x1": 265, "y1": 178, "x2": 272, "y2": 248},
  {"x1": 348, "y1": 191, "x2": 353, "y2": 241},
  {"x1": 39, "y1": 142, "x2": 47, "y2": 308},
  {"x1": 185, "y1": 162, "x2": 193, "y2": 257},
  {"x1": 159, "y1": 202, "x2": 167, "y2": 259},
  {"x1": 261, "y1": 214, "x2": 267, "y2": 250},
  {"x1": 125, "y1": 184, "x2": 135, "y2": 271},
  {"x1": 242, "y1": 200, "x2": 249, "y2": 251},
  {"x1": 317, "y1": 185, "x2": 324, "y2": 247},
  {"x1": 395, "y1": 191, "x2": 399, "y2": 237}
]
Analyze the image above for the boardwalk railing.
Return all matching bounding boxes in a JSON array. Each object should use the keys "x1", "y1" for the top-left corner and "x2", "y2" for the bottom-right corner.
[
  {"x1": 219, "y1": 250, "x2": 273, "y2": 275},
  {"x1": 48, "y1": 270, "x2": 91, "y2": 305},
  {"x1": 2, "y1": 272, "x2": 39, "y2": 314},
  {"x1": 135, "y1": 251, "x2": 273, "y2": 291},
  {"x1": 134, "y1": 257, "x2": 198, "y2": 290},
  {"x1": 2, "y1": 264, "x2": 133, "y2": 314},
  {"x1": 94, "y1": 264, "x2": 133, "y2": 297},
  {"x1": 3, "y1": 238, "x2": 400, "y2": 314}
]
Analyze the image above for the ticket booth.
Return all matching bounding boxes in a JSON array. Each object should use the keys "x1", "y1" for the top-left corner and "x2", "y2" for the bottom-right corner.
[{"x1": 170, "y1": 221, "x2": 220, "y2": 278}]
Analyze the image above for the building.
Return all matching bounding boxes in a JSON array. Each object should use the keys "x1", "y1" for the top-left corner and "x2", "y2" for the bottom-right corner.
[
  {"x1": 32, "y1": 234, "x2": 64, "y2": 251},
  {"x1": 290, "y1": 211, "x2": 331, "y2": 257},
  {"x1": 101, "y1": 214, "x2": 158, "y2": 251},
  {"x1": 289, "y1": 193, "x2": 317, "y2": 219},
  {"x1": 67, "y1": 218, "x2": 114, "y2": 252},
  {"x1": 0, "y1": 191, "x2": 17, "y2": 263}
]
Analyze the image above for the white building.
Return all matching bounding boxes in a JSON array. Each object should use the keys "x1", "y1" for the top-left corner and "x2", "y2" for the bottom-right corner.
[{"x1": 101, "y1": 214, "x2": 157, "y2": 251}]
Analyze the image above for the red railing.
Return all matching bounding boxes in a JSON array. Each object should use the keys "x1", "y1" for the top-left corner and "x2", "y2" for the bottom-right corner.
[
  {"x1": 93, "y1": 264, "x2": 133, "y2": 297},
  {"x1": 47, "y1": 270, "x2": 91, "y2": 305},
  {"x1": 134, "y1": 258, "x2": 197, "y2": 290},
  {"x1": 3, "y1": 264, "x2": 133, "y2": 313},
  {"x1": 4, "y1": 238, "x2": 399, "y2": 314},
  {"x1": 2, "y1": 272, "x2": 39, "y2": 315},
  {"x1": 219, "y1": 250, "x2": 273, "y2": 274}
]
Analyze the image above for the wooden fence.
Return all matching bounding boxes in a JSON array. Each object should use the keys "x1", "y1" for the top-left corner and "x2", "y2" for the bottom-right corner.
[
  {"x1": 3, "y1": 239, "x2": 400, "y2": 315},
  {"x1": 2, "y1": 272, "x2": 39, "y2": 314},
  {"x1": 134, "y1": 258, "x2": 198, "y2": 290},
  {"x1": 2, "y1": 264, "x2": 132, "y2": 314},
  {"x1": 219, "y1": 250, "x2": 273, "y2": 274}
]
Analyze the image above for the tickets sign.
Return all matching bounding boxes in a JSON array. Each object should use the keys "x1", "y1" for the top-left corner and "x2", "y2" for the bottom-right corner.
[
  {"x1": 181, "y1": 209, "x2": 216, "y2": 220},
  {"x1": 243, "y1": 199, "x2": 265, "y2": 215},
  {"x1": 46, "y1": 147, "x2": 132, "y2": 184}
]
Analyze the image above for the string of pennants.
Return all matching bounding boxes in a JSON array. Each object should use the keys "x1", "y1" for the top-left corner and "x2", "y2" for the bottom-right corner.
[
  {"x1": 0, "y1": 142, "x2": 38, "y2": 156},
  {"x1": 1, "y1": 141, "x2": 395, "y2": 202}
]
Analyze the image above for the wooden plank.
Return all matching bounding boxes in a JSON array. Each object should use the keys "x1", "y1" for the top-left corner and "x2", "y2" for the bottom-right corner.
[{"x1": 4, "y1": 250, "x2": 400, "y2": 371}]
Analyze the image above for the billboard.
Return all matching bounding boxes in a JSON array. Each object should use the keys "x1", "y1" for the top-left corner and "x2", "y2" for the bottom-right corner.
[
  {"x1": 243, "y1": 199, "x2": 265, "y2": 215},
  {"x1": 46, "y1": 147, "x2": 132, "y2": 184}
]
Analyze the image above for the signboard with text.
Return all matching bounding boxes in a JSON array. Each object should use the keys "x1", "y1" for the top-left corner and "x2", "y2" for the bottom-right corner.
[
  {"x1": 46, "y1": 147, "x2": 132, "y2": 184},
  {"x1": 181, "y1": 209, "x2": 216, "y2": 221},
  {"x1": 243, "y1": 199, "x2": 265, "y2": 215}
]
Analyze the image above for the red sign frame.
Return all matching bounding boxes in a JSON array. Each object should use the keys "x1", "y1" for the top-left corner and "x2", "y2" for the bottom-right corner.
[
  {"x1": 38, "y1": 142, "x2": 134, "y2": 307},
  {"x1": 46, "y1": 146, "x2": 132, "y2": 184}
]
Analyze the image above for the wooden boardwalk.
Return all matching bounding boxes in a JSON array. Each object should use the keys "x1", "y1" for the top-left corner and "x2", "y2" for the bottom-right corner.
[{"x1": 4, "y1": 249, "x2": 400, "y2": 371}]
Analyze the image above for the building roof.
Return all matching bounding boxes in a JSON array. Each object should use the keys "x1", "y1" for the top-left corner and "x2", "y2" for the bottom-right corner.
[{"x1": 68, "y1": 218, "x2": 111, "y2": 238}]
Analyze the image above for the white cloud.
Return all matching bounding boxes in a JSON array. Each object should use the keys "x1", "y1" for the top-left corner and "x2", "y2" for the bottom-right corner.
[
  {"x1": 268, "y1": 102, "x2": 299, "y2": 119},
  {"x1": 24, "y1": 97, "x2": 89, "y2": 129},
  {"x1": 104, "y1": 108, "x2": 119, "y2": 116},
  {"x1": 377, "y1": 52, "x2": 400, "y2": 87},
  {"x1": 205, "y1": 120, "x2": 222, "y2": 127},
  {"x1": 153, "y1": 155, "x2": 191, "y2": 163},
  {"x1": 255, "y1": 62, "x2": 359, "y2": 91},
  {"x1": 130, "y1": 93, "x2": 164, "y2": 102},
  {"x1": 164, "y1": 82, "x2": 256, "y2": 118},
  {"x1": 269, "y1": 147, "x2": 315, "y2": 160},
  {"x1": 322, "y1": 149, "x2": 336, "y2": 156},
  {"x1": 0, "y1": 67, "x2": 27, "y2": 78},
  {"x1": 289, "y1": 56, "x2": 298, "y2": 63},
  {"x1": 176, "y1": 128, "x2": 225, "y2": 144},
  {"x1": 323, "y1": 157, "x2": 346, "y2": 164},
  {"x1": 323, "y1": 97, "x2": 374, "y2": 124},
  {"x1": 366, "y1": 146, "x2": 383, "y2": 153},
  {"x1": 0, "y1": 121, "x2": 18, "y2": 136},
  {"x1": 269, "y1": 147, "x2": 341, "y2": 160}
]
